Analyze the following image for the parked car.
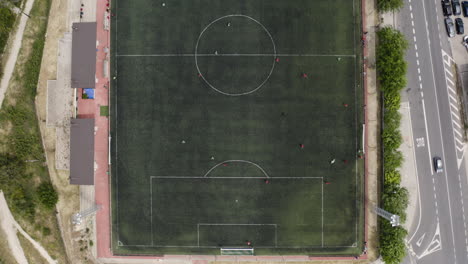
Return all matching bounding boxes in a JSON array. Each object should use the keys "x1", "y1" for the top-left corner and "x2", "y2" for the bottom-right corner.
[
  {"x1": 453, "y1": 0, "x2": 461, "y2": 15},
  {"x1": 463, "y1": 1, "x2": 468, "y2": 16},
  {"x1": 433, "y1": 157, "x2": 443, "y2": 173},
  {"x1": 456, "y1": 18, "x2": 464, "y2": 34},
  {"x1": 443, "y1": 0, "x2": 453, "y2": 16},
  {"x1": 463, "y1": 35, "x2": 468, "y2": 50},
  {"x1": 445, "y1": 17, "x2": 456, "y2": 37}
]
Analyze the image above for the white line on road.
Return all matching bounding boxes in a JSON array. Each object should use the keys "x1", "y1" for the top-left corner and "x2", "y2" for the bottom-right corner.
[
  {"x1": 422, "y1": 0, "x2": 457, "y2": 258},
  {"x1": 421, "y1": 99, "x2": 433, "y2": 175}
]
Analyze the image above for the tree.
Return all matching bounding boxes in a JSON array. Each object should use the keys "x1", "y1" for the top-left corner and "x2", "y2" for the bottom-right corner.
[
  {"x1": 37, "y1": 182, "x2": 58, "y2": 209},
  {"x1": 0, "y1": 153, "x2": 26, "y2": 184},
  {"x1": 377, "y1": 0, "x2": 404, "y2": 12},
  {"x1": 380, "y1": 221, "x2": 408, "y2": 264}
]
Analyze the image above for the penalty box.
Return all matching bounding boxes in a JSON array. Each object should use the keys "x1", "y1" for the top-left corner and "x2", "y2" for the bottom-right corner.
[{"x1": 150, "y1": 176, "x2": 323, "y2": 248}]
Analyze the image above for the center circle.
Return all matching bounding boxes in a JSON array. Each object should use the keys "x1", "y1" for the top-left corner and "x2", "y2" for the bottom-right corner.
[{"x1": 195, "y1": 15, "x2": 276, "y2": 96}]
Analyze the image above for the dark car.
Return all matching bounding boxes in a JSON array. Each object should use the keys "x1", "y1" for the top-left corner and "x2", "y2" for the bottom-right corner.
[
  {"x1": 456, "y1": 18, "x2": 464, "y2": 33},
  {"x1": 445, "y1": 17, "x2": 456, "y2": 37},
  {"x1": 433, "y1": 157, "x2": 443, "y2": 173},
  {"x1": 463, "y1": 1, "x2": 468, "y2": 16},
  {"x1": 453, "y1": 0, "x2": 461, "y2": 15},
  {"x1": 443, "y1": 0, "x2": 453, "y2": 15}
]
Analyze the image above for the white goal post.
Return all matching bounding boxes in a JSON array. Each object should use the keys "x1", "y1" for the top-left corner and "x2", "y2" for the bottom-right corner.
[{"x1": 221, "y1": 248, "x2": 254, "y2": 255}]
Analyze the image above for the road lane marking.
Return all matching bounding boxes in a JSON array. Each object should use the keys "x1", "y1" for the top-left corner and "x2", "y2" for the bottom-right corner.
[
  {"x1": 421, "y1": 99, "x2": 433, "y2": 175},
  {"x1": 407, "y1": 102, "x2": 425, "y2": 244},
  {"x1": 422, "y1": 0, "x2": 457, "y2": 257},
  {"x1": 417, "y1": 233, "x2": 426, "y2": 247}
]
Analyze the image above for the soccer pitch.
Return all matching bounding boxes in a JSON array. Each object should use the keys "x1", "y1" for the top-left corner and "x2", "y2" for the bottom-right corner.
[{"x1": 110, "y1": 0, "x2": 364, "y2": 256}]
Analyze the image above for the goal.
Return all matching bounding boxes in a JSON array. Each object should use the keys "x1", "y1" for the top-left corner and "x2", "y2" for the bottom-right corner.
[{"x1": 221, "y1": 248, "x2": 254, "y2": 255}]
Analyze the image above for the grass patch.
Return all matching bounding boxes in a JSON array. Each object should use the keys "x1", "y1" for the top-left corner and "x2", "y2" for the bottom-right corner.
[
  {"x1": 0, "y1": 0, "x2": 67, "y2": 263},
  {"x1": 100, "y1": 105, "x2": 109, "y2": 116},
  {"x1": 0, "y1": 224, "x2": 18, "y2": 264},
  {"x1": 17, "y1": 232, "x2": 48, "y2": 264}
]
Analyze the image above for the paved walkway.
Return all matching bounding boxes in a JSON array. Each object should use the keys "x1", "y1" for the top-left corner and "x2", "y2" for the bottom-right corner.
[{"x1": 0, "y1": 191, "x2": 28, "y2": 264}]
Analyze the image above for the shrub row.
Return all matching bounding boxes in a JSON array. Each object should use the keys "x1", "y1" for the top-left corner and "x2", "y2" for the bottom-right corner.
[
  {"x1": 0, "y1": 154, "x2": 58, "y2": 219},
  {"x1": 376, "y1": 27, "x2": 409, "y2": 264},
  {"x1": 0, "y1": 6, "x2": 16, "y2": 54},
  {"x1": 377, "y1": 0, "x2": 404, "y2": 12}
]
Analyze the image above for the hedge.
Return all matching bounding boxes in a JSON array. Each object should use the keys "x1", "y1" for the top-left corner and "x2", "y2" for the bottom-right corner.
[{"x1": 376, "y1": 27, "x2": 409, "y2": 264}]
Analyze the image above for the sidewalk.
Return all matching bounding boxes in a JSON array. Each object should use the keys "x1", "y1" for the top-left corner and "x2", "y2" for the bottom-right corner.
[{"x1": 398, "y1": 102, "x2": 420, "y2": 233}]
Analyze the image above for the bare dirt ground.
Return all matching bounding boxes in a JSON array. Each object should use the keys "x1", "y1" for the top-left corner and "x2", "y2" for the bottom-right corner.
[
  {"x1": 0, "y1": 221, "x2": 18, "y2": 264},
  {"x1": 0, "y1": 191, "x2": 57, "y2": 264},
  {"x1": 0, "y1": 0, "x2": 35, "y2": 108},
  {"x1": 17, "y1": 232, "x2": 49, "y2": 264},
  {"x1": 35, "y1": 0, "x2": 99, "y2": 262},
  {"x1": 0, "y1": 191, "x2": 28, "y2": 264}
]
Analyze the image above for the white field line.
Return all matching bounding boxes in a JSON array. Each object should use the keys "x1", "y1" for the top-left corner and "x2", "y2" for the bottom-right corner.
[{"x1": 116, "y1": 53, "x2": 356, "y2": 57}]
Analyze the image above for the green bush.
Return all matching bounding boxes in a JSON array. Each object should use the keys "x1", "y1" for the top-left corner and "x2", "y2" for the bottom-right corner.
[
  {"x1": 376, "y1": 26, "x2": 409, "y2": 263},
  {"x1": 42, "y1": 226, "x2": 51, "y2": 236},
  {"x1": 9, "y1": 185, "x2": 35, "y2": 219},
  {"x1": 380, "y1": 221, "x2": 408, "y2": 264},
  {"x1": 377, "y1": 0, "x2": 404, "y2": 12},
  {"x1": 0, "y1": 7, "x2": 16, "y2": 53},
  {"x1": 384, "y1": 170, "x2": 401, "y2": 185},
  {"x1": 37, "y1": 182, "x2": 58, "y2": 209}
]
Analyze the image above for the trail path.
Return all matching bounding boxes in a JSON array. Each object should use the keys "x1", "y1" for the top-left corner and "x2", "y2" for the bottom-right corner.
[
  {"x1": 0, "y1": 191, "x2": 28, "y2": 264},
  {"x1": 0, "y1": 0, "x2": 35, "y2": 108},
  {"x1": 0, "y1": 191, "x2": 57, "y2": 264}
]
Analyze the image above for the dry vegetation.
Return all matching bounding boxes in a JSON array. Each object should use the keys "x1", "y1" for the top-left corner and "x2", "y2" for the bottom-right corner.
[
  {"x1": 0, "y1": 0, "x2": 68, "y2": 262},
  {"x1": 0, "y1": 225, "x2": 17, "y2": 264}
]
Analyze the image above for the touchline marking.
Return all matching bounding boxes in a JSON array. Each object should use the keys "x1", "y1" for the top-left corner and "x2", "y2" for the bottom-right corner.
[
  {"x1": 322, "y1": 180, "x2": 324, "y2": 247},
  {"x1": 116, "y1": 53, "x2": 357, "y2": 57},
  {"x1": 150, "y1": 176, "x2": 323, "y2": 179}
]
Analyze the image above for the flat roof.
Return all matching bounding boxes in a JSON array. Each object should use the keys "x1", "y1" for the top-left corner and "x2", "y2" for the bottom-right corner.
[
  {"x1": 69, "y1": 118, "x2": 95, "y2": 185},
  {"x1": 71, "y1": 22, "x2": 97, "y2": 88}
]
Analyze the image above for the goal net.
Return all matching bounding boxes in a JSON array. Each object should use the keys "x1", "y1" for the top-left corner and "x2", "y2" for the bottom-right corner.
[{"x1": 221, "y1": 248, "x2": 254, "y2": 255}]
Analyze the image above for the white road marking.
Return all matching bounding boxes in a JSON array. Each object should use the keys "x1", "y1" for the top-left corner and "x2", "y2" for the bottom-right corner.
[
  {"x1": 407, "y1": 102, "x2": 425, "y2": 244},
  {"x1": 421, "y1": 99, "x2": 433, "y2": 175},
  {"x1": 417, "y1": 233, "x2": 426, "y2": 247},
  {"x1": 421, "y1": 0, "x2": 457, "y2": 256},
  {"x1": 417, "y1": 222, "x2": 442, "y2": 259}
]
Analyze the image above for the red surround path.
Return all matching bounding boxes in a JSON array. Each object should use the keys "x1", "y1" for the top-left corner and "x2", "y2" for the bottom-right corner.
[{"x1": 88, "y1": 0, "x2": 369, "y2": 260}]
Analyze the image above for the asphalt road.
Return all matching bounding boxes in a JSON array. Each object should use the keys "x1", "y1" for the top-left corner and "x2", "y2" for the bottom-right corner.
[{"x1": 396, "y1": 0, "x2": 468, "y2": 264}]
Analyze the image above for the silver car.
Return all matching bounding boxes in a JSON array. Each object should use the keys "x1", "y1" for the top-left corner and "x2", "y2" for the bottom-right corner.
[
  {"x1": 433, "y1": 157, "x2": 443, "y2": 173},
  {"x1": 445, "y1": 17, "x2": 456, "y2": 38}
]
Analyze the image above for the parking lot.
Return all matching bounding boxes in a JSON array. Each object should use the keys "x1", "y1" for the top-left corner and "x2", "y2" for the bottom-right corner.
[{"x1": 442, "y1": 0, "x2": 468, "y2": 64}]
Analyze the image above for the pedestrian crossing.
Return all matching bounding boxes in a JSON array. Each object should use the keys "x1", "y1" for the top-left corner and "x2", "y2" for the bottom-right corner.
[{"x1": 441, "y1": 50, "x2": 465, "y2": 169}]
